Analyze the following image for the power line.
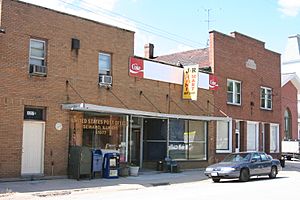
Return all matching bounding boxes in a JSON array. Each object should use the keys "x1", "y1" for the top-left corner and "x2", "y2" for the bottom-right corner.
[
  {"x1": 57, "y1": 0, "x2": 206, "y2": 48},
  {"x1": 79, "y1": 0, "x2": 205, "y2": 47}
]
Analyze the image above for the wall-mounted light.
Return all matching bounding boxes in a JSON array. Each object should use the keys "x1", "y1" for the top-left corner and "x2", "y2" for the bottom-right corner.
[{"x1": 0, "y1": 27, "x2": 6, "y2": 34}]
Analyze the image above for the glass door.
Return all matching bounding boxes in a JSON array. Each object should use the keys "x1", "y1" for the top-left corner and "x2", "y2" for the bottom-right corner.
[{"x1": 129, "y1": 117, "x2": 143, "y2": 167}]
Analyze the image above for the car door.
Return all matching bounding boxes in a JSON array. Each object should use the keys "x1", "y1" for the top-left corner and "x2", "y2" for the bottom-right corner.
[
  {"x1": 250, "y1": 153, "x2": 263, "y2": 175},
  {"x1": 259, "y1": 153, "x2": 272, "y2": 174}
]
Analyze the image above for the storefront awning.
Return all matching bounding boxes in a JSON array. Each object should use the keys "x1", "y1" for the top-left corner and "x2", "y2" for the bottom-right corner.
[{"x1": 62, "y1": 103, "x2": 231, "y2": 121}]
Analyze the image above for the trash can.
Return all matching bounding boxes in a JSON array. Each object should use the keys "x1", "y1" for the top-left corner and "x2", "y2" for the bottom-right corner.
[
  {"x1": 91, "y1": 149, "x2": 103, "y2": 178},
  {"x1": 103, "y1": 152, "x2": 120, "y2": 179}
]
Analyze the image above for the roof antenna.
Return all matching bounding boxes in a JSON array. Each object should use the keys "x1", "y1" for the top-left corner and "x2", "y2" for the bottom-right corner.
[{"x1": 204, "y1": 8, "x2": 213, "y2": 47}]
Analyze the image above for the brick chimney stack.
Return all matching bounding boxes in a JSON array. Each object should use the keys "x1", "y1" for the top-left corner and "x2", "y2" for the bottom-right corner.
[{"x1": 144, "y1": 43, "x2": 154, "y2": 59}]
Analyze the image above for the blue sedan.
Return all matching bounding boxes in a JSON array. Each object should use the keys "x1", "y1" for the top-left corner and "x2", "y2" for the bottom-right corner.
[{"x1": 204, "y1": 152, "x2": 282, "y2": 182}]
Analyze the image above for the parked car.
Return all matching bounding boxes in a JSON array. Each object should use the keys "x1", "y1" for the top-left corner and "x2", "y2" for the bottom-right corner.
[{"x1": 204, "y1": 152, "x2": 282, "y2": 182}]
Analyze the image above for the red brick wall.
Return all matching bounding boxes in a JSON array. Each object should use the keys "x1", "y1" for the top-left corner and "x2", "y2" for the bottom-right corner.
[
  {"x1": 0, "y1": 0, "x2": 214, "y2": 178},
  {"x1": 0, "y1": 0, "x2": 2, "y2": 25},
  {"x1": 0, "y1": 0, "x2": 133, "y2": 178},
  {"x1": 281, "y1": 81, "x2": 298, "y2": 140},
  {"x1": 210, "y1": 31, "x2": 281, "y2": 122},
  {"x1": 209, "y1": 31, "x2": 281, "y2": 156}
]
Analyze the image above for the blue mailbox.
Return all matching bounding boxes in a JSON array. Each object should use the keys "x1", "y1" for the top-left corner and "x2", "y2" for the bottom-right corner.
[
  {"x1": 91, "y1": 149, "x2": 103, "y2": 178},
  {"x1": 103, "y1": 152, "x2": 120, "y2": 179}
]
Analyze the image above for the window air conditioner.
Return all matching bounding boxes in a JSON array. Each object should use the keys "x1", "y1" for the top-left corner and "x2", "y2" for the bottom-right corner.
[
  {"x1": 99, "y1": 75, "x2": 112, "y2": 86},
  {"x1": 30, "y1": 64, "x2": 47, "y2": 76}
]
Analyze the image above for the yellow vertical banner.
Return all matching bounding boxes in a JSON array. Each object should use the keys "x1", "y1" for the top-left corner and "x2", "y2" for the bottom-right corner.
[{"x1": 182, "y1": 65, "x2": 198, "y2": 100}]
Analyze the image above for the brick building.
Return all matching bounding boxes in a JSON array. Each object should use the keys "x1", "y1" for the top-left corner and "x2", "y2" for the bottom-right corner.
[
  {"x1": 156, "y1": 31, "x2": 282, "y2": 161},
  {"x1": 281, "y1": 73, "x2": 300, "y2": 140},
  {"x1": 282, "y1": 35, "x2": 300, "y2": 139},
  {"x1": 0, "y1": 0, "x2": 229, "y2": 178}
]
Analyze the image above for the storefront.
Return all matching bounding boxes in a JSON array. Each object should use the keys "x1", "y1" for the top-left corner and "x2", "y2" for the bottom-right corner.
[{"x1": 64, "y1": 103, "x2": 231, "y2": 169}]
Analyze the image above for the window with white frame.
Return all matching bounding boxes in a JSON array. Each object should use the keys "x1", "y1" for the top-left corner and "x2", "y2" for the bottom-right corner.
[
  {"x1": 227, "y1": 79, "x2": 241, "y2": 105},
  {"x1": 247, "y1": 122, "x2": 259, "y2": 151},
  {"x1": 29, "y1": 39, "x2": 46, "y2": 74},
  {"x1": 270, "y1": 124, "x2": 279, "y2": 153},
  {"x1": 98, "y1": 52, "x2": 111, "y2": 76},
  {"x1": 216, "y1": 121, "x2": 231, "y2": 152},
  {"x1": 29, "y1": 39, "x2": 46, "y2": 66},
  {"x1": 98, "y1": 52, "x2": 112, "y2": 86},
  {"x1": 260, "y1": 87, "x2": 272, "y2": 110}
]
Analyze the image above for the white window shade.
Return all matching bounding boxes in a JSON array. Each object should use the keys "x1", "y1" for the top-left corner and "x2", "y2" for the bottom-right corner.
[
  {"x1": 216, "y1": 121, "x2": 229, "y2": 150},
  {"x1": 247, "y1": 122, "x2": 258, "y2": 151},
  {"x1": 270, "y1": 124, "x2": 279, "y2": 153}
]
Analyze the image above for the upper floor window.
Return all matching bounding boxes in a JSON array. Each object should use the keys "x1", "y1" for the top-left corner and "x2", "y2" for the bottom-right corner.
[
  {"x1": 99, "y1": 52, "x2": 111, "y2": 75},
  {"x1": 98, "y1": 52, "x2": 112, "y2": 86},
  {"x1": 227, "y1": 79, "x2": 241, "y2": 105},
  {"x1": 29, "y1": 39, "x2": 47, "y2": 76},
  {"x1": 260, "y1": 87, "x2": 272, "y2": 110}
]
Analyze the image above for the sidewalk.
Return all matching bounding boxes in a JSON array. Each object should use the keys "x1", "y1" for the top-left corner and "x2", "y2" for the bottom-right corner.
[{"x1": 0, "y1": 169, "x2": 207, "y2": 196}]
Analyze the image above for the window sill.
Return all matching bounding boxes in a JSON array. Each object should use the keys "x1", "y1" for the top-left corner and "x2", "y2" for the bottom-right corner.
[
  {"x1": 260, "y1": 107, "x2": 272, "y2": 111},
  {"x1": 216, "y1": 149, "x2": 232, "y2": 154},
  {"x1": 29, "y1": 73, "x2": 47, "y2": 77},
  {"x1": 227, "y1": 102, "x2": 241, "y2": 106}
]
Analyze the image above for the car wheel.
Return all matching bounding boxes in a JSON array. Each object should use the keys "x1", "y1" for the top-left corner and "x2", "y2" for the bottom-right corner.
[
  {"x1": 269, "y1": 166, "x2": 277, "y2": 179},
  {"x1": 212, "y1": 178, "x2": 220, "y2": 183},
  {"x1": 239, "y1": 169, "x2": 249, "y2": 182}
]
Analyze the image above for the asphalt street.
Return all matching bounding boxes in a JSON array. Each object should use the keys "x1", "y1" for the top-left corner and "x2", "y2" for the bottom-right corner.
[{"x1": 1, "y1": 160, "x2": 300, "y2": 200}]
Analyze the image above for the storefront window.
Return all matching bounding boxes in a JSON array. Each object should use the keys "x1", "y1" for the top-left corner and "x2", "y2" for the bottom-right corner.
[
  {"x1": 169, "y1": 119, "x2": 207, "y2": 160},
  {"x1": 169, "y1": 119, "x2": 188, "y2": 159},
  {"x1": 70, "y1": 113, "x2": 128, "y2": 162},
  {"x1": 188, "y1": 120, "x2": 206, "y2": 160}
]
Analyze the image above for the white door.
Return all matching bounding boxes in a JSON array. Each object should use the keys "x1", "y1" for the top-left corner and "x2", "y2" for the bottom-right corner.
[{"x1": 21, "y1": 121, "x2": 45, "y2": 175}]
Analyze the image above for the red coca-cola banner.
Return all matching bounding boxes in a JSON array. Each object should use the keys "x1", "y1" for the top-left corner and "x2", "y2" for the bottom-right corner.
[
  {"x1": 209, "y1": 75, "x2": 218, "y2": 90},
  {"x1": 129, "y1": 57, "x2": 144, "y2": 78}
]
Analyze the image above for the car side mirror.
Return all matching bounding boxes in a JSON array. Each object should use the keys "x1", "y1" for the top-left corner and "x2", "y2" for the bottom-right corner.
[{"x1": 251, "y1": 158, "x2": 257, "y2": 163}]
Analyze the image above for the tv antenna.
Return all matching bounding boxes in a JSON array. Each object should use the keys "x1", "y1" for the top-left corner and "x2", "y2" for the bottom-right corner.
[{"x1": 204, "y1": 8, "x2": 213, "y2": 32}]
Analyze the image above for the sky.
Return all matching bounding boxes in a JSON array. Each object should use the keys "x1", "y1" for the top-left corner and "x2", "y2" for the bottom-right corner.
[{"x1": 20, "y1": 0, "x2": 300, "y2": 57}]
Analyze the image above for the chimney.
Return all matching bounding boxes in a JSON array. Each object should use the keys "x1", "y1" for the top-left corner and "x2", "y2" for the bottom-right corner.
[{"x1": 144, "y1": 43, "x2": 154, "y2": 59}]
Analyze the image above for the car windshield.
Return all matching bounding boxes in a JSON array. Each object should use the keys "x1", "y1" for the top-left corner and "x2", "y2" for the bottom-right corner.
[{"x1": 223, "y1": 153, "x2": 251, "y2": 162}]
